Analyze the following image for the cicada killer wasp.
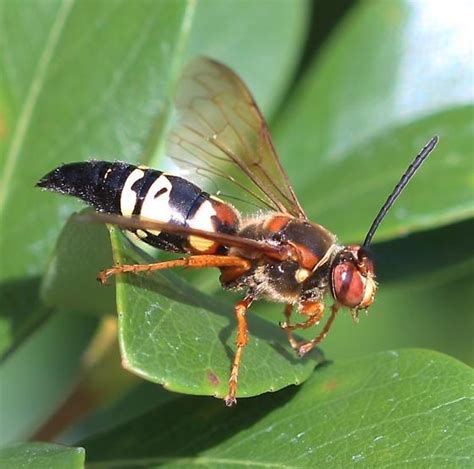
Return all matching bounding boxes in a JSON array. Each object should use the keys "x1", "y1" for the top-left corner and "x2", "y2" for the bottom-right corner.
[{"x1": 37, "y1": 57, "x2": 438, "y2": 406}]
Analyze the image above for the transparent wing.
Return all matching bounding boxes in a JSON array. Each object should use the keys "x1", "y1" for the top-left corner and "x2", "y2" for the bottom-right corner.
[
  {"x1": 79, "y1": 212, "x2": 287, "y2": 258},
  {"x1": 165, "y1": 57, "x2": 306, "y2": 219}
]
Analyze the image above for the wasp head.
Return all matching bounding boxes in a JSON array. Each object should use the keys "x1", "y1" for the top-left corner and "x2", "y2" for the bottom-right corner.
[{"x1": 330, "y1": 245, "x2": 376, "y2": 312}]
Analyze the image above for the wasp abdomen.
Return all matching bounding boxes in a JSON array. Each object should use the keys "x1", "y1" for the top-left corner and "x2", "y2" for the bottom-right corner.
[
  {"x1": 37, "y1": 161, "x2": 240, "y2": 254},
  {"x1": 37, "y1": 161, "x2": 133, "y2": 213}
]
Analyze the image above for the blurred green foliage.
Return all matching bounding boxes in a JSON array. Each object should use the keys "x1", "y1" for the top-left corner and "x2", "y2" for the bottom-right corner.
[{"x1": 0, "y1": 0, "x2": 472, "y2": 466}]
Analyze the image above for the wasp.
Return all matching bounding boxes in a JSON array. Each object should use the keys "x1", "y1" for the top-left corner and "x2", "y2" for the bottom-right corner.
[{"x1": 37, "y1": 57, "x2": 438, "y2": 406}]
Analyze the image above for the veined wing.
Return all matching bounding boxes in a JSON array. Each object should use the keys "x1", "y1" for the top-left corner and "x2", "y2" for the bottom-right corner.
[
  {"x1": 165, "y1": 57, "x2": 306, "y2": 219},
  {"x1": 78, "y1": 212, "x2": 288, "y2": 259}
]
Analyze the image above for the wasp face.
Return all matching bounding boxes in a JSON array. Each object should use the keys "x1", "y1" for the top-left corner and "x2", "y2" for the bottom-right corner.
[{"x1": 330, "y1": 245, "x2": 376, "y2": 310}]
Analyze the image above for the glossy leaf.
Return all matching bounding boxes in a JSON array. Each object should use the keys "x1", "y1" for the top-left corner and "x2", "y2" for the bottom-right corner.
[
  {"x1": 0, "y1": 443, "x2": 84, "y2": 469},
  {"x1": 83, "y1": 350, "x2": 473, "y2": 467},
  {"x1": 0, "y1": 0, "x2": 195, "y2": 281},
  {"x1": 274, "y1": 0, "x2": 474, "y2": 241},
  {"x1": 110, "y1": 226, "x2": 323, "y2": 399},
  {"x1": 3, "y1": 2, "x2": 472, "y2": 460}
]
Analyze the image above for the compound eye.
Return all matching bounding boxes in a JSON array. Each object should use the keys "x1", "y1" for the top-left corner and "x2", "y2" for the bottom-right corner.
[
  {"x1": 357, "y1": 247, "x2": 375, "y2": 275},
  {"x1": 331, "y1": 261, "x2": 365, "y2": 308}
]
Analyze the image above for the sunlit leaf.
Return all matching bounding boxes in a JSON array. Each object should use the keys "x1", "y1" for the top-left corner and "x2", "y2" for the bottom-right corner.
[
  {"x1": 274, "y1": 0, "x2": 474, "y2": 241},
  {"x1": 110, "y1": 226, "x2": 324, "y2": 399},
  {"x1": 83, "y1": 350, "x2": 474, "y2": 467},
  {"x1": 0, "y1": 0, "x2": 194, "y2": 281}
]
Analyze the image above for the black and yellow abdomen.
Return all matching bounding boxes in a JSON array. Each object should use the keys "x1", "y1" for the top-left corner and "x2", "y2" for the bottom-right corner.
[{"x1": 37, "y1": 161, "x2": 240, "y2": 254}]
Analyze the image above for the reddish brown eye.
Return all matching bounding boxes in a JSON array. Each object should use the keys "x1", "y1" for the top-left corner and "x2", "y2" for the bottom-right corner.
[{"x1": 331, "y1": 262, "x2": 365, "y2": 308}]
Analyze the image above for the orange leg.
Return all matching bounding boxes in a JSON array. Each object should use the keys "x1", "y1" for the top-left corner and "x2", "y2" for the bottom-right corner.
[
  {"x1": 297, "y1": 304, "x2": 340, "y2": 357},
  {"x1": 98, "y1": 255, "x2": 251, "y2": 284},
  {"x1": 280, "y1": 302, "x2": 324, "y2": 351},
  {"x1": 224, "y1": 295, "x2": 254, "y2": 407}
]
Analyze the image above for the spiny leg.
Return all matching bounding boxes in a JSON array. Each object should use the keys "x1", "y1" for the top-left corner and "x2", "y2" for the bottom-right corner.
[
  {"x1": 225, "y1": 295, "x2": 254, "y2": 407},
  {"x1": 297, "y1": 304, "x2": 340, "y2": 357},
  {"x1": 98, "y1": 255, "x2": 251, "y2": 284},
  {"x1": 280, "y1": 302, "x2": 324, "y2": 351}
]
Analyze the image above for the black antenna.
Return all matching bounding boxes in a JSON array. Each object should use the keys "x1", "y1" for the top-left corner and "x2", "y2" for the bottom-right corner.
[{"x1": 363, "y1": 136, "x2": 439, "y2": 247}]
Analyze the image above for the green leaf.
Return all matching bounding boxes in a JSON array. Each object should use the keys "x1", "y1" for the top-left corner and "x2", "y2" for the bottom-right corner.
[
  {"x1": 186, "y1": 0, "x2": 309, "y2": 117},
  {"x1": 0, "y1": 443, "x2": 84, "y2": 469},
  {"x1": 0, "y1": 0, "x2": 194, "y2": 281},
  {"x1": 0, "y1": 313, "x2": 98, "y2": 445},
  {"x1": 373, "y1": 219, "x2": 474, "y2": 285},
  {"x1": 40, "y1": 211, "x2": 115, "y2": 316},
  {"x1": 109, "y1": 227, "x2": 323, "y2": 399},
  {"x1": 0, "y1": 276, "x2": 49, "y2": 359},
  {"x1": 274, "y1": 0, "x2": 474, "y2": 241},
  {"x1": 59, "y1": 381, "x2": 178, "y2": 445},
  {"x1": 83, "y1": 350, "x2": 474, "y2": 467},
  {"x1": 0, "y1": 0, "x2": 193, "y2": 358},
  {"x1": 300, "y1": 112, "x2": 473, "y2": 242}
]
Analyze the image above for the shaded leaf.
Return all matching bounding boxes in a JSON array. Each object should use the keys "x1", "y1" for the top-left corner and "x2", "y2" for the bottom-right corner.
[
  {"x1": 0, "y1": 313, "x2": 98, "y2": 445},
  {"x1": 59, "y1": 381, "x2": 177, "y2": 445},
  {"x1": 324, "y1": 273, "x2": 474, "y2": 367},
  {"x1": 372, "y1": 219, "x2": 474, "y2": 285},
  {"x1": 0, "y1": 276, "x2": 49, "y2": 359},
  {"x1": 0, "y1": 443, "x2": 84, "y2": 469},
  {"x1": 83, "y1": 350, "x2": 474, "y2": 467},
  {"x1": 40, "y1": 211, "x2": 115, "y2": 315}
]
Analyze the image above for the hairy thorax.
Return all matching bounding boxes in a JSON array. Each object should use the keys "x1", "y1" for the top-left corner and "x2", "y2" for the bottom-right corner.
[{"x1": 221, "y1": 214, "x2": 338, "y2": 303}]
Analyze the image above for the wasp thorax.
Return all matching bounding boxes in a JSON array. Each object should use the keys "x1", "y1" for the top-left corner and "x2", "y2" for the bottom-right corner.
[{"x1": 330, "y1": 245, "x2": 376, "y2": 309}]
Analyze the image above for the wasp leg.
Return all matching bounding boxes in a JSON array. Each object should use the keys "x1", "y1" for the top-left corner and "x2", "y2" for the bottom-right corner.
[
  {"x1": 98, "y1": 255, "x2": 251, "y2": 284},
  {"x1": 283, "y1": 304, "x2": 293, "y2": 328},
  {"x1": 297, "y1": 304, "x2": 340, "y2": 357},
  {"x1": 280, "y1": 302, "x2": 324, "y2": 351},
  {"x1": 280, "y1": 304, "x2": 298, "y2": 350},
  {"x1": 224, "y1": 295, "x2": 254, "y2": 407}
]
